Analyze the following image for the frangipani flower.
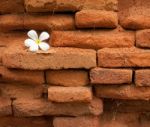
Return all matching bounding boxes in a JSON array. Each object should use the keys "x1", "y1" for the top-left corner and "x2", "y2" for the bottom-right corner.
[{"x1": 24, "y1": 30, "x2": 50, "y2": 52}]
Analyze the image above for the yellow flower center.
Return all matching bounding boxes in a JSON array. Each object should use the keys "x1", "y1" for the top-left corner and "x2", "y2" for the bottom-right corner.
[{"x1": 35, "y1": 39, "x2": 41, "y2": 44}]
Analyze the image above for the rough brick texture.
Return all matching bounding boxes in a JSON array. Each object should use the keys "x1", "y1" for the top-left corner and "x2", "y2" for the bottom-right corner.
[
  {"x1": 48, "y1": 86, "x2": 92, "y2": 102},
  {"x1": 53, "y1": 116, "x2": 100, "y2": 127},
  {"x1": 3, "y1": 44, "x2": 96, "y2": 70},
  {"x1": 46, "y1": 70, "x2": 89, "y2": 86},
  {"x1": 135, "y1": 70, "x2": 150, "y2": 86},
  {"x1": 95, "y1": 85, "x2": 150, "y2": 100},
  {"x1": 90, "y1": 68, "x2": 132, "y2": 84},
  {"x1": 51, "y1": 30, "x2": 134, "y2": 49},
  {"x1": 98, "y1": 47, "x2": 150, "y2": 67},
  {"x1": 25, "y1": 0, "x2": 118, "y2": 12},
  {"x1": 13, "y1": 98, "x2": 103, "y2": 117},
  {"x1": 75, "y1": 10, "x2": 118, "y2": 28}
]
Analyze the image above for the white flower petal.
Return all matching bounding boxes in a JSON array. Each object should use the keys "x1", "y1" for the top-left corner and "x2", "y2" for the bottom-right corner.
[
  {"x1": 27, "y1": 30, "x2": 38, "y2": 41},
  {"x1": 29, "y1": 44, "x2": 39, "y2": 52},
  {"x1": 39, "y1": 42, "x2": 50, "y2": 51},
  {"x1": 39, "y1": 32, "x2": 50, "y2": 41},
  {"x1": 24, "y1": 39, "x2": 36, "y2": 47}
]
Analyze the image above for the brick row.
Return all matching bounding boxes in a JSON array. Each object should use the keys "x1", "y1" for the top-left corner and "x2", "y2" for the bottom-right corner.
[
  {"x1": 98, "y1": 47, "x2": 150, "y2": 67},
  {"x1": 48, "y1": 86, "x2": 92, "y2": 102},
  {"x1": 95, "y1": 85, "x2": 150, "y2": 100},
  {"x1": 75, "y1": 10, "x2": 118, "y2": 28},
  {"x1": 46, "y1": 70, "x2": 89, "y2": 86},
  {"x1": 25, "y1": 0, "x2": 118, "y2": 12},
  {"x1": 13, "y1": 98, "x2": 103, "y2": 116},
  {"x1": 51, "y1": 30, "x2": 135, "y2": 49},
  {"x1": 0, "y1": 14, "x2": 74, "y2": 32}
]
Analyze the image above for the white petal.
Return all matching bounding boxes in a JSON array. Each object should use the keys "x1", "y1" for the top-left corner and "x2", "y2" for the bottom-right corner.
[
  {"x1": 39, "y1": 32, "x2": 50, "y2": 41},
  {"x1": 27, "y1": 30, "x2": 38, "y2": 41},
  {"x1": 24, "y1": 39, "x2": 36, "y2": 47},
  {"x1": 39, "y1": 42, "x2": 50, "y2": 51},
  {"x1": 29, "y1": 44, "x2": 39, "y2": 52}
]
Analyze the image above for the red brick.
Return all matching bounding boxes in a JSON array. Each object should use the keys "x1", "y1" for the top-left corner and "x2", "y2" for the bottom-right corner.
[
  {"x1": 0, "y1": 66, "x2": 44, "y2": 85},
  {"x1": 0, "y1": 14, "x2": 24, "y2": 32},
  {"x1": 136, "y1": 29, "x2": 150, "y2": 48},
  {"x1": 53, "y1": 116, "x2": 100, "y2": 127},
  {"x1": 0, "y1": 116, "x2": 52, "y2": 127},
  {"x1": 95, "y1": 85, "x2": 150, "y2": 100},
  {"x1": 48, "y1": 86, "x2": 92, "y2": 102},
  {"x1": 51, "y1": 30, "x2": 134, "y2": 49},
  {"x1": 75, "y1": 10, "x2": 118, "y2": 28},
  {"x1": 119, "y1": 0, "x2": 150, "y2": 29},
  {"x1": 3, "y1": 41, "x2": 96, "y2": 70},
  {"x1": 0, "y1": 98, "x2": 12, "y2": 116},
  {"x1": 90, "y1": 68, "x2": 132, "y2": 84},
  {"x1": 0, "y1": 0, "x2": 24, "y2": 14},
  {"x1": 135, "y1": 69, "x2": 150, "y2": 86},
  {"x1": 98, "y1": 47, "x2": 150, "y2": 67},
  {"x1": 46, "y1": 70, "x2": 89, "y2": 86},
  {"x1": 25, "y1": 0, "x2": 118, "y2": 12},
  {"x1": 13, "y1": 98, "x2": 103, "y2": 116},
  {"x1": 24, "y1": 14, "x2": 75, "y2": 31},
  {"x1": 0, "y1": 83, "x2": 44, "y2": 99}
]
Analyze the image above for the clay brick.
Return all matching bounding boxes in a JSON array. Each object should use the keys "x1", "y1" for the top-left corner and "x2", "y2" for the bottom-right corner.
[
  {"x1": 95, "y1": 85, "x2": 150, "y2": 100},
  {"x1": 13, "y1": 98, "x2": 103, "y2": 116},
  {"x1": 25, "y1": 0, "x2": 118, "y2": 12},
  {"x1": 75, "y1": 10, "x2": 118, "y2": 28},
  {"x1": 46, "y1": 70, "x2": 89, "y2": 86},
  {"x1": 136, "y1": 29, "x2": 150, "y2": 48},
  {"x1": 98, "y1": 47, "x2": 150, "y2": 67},
  {"x1": 0, "y1": 66, "x2": 44, "y2": 85},
  {"x1": 0, "y1": 14, "x2": 24, "y2": 31},
  {"x1": 53, "y1": 116, "x2": 100, "y2": 127},
  {"x1": 83, "y1": 0, "x2": 118, "y2": 11},
  {"x1": 90, "y1": 68, "x2": 132, "y2": 84},
  {"x1": 135, "y1": 70, "x2": 150, "y2": 86},
  {"x1": 3, "y1": 43, "x2": 96, "y2": 70},
  {"x1": 0, "y1": 0, "x2": 24, "y2": 14},
  {"x1": 48, "y1": 86, "x2": 92, "y2": 102},
  {"x1": 0, "y1": 48, "x2": 5, "y2": 65},
  {"x1": 0, "y1": 98, "x2": 12, "y2": 116},
  {"x1": 51, "y1": 31, "x2": 134, "y2": 49},
  {"x1": 24, "y1": 14, "x2": 75, "y2": 31},
  {"x1": 0, "y1": 83, "x2": 44, "y2": 99},
  {"x1": 0, "y1": 116, "x2": 52, "y2": 127},
  {"x1": 119, "y1": 0, "x2": 150, "y2": 29}
]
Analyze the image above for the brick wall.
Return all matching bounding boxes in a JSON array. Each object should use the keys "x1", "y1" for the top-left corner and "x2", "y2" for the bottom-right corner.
[{"x1": 0, "y1": 0, "x2": 150, "y2": 127}]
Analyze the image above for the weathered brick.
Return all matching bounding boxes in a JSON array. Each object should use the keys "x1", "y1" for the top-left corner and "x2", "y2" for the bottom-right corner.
[
  {"x1": 0, "y1": 14, "x2": 24, "y2": 31},
  {"x1": 53, "y1": 116, "x2": 100, "y2": 127},
  {"x1": 25, "y1": 0, "x2": 118, "y2": 12},
  {"x1": 51, "y1": 30, "x2": 134, "y2": 49},
  {"x1": 0, "y1": 83, "x2": 44, "y2": 99},
  {"x1": 46, "y1": 70, "x2": 89, "y2": 86},
  {"x1": 95, "y1": 85, "x2": 150, "y2": 100},
  {"x1": 98, "y1": 47, "x2": 150, "y2": 67},
  {"x1": 136, "y1": 29, "x2": 150, "y2": 48},
  {"x1": 3, "y1": 42, "x2": 96, "y2": 70},
  {"x1": 119, "y1": 0, "x2": 150, "y2": 29},
  {"x1": 0, "y1": 0, "x2": 24, "y2": 14},
  {"x1": 90, "y1": 68, "x2": 132, "y2": 84},
  {"x1": 83, "y1": 0, "x2": 118, "y2": 11},
  {"x1": 0, "y1": 66, "x2": 44, "y2": 85},
  {"x1": 75, "y1": 10, "x2": 118, "y2": 28},
  {"x1": 48, "y1": 86, "x2": 92, "y2": 102},
  {"x1": 0, "y1": 98, "x2": 12, "y2": 116},
  {"x1": 135, "y1": 70, "x2": 150, "y2": 86},
  {"x1": 0, "y1": 116, "x2": 52, "y2": 127},
  {"x1": 24, "y1": 14, "x2": 75, "y2": 31},
  {"x1": 13, "y1": 98, "x2": 103, "y2": 116}
]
